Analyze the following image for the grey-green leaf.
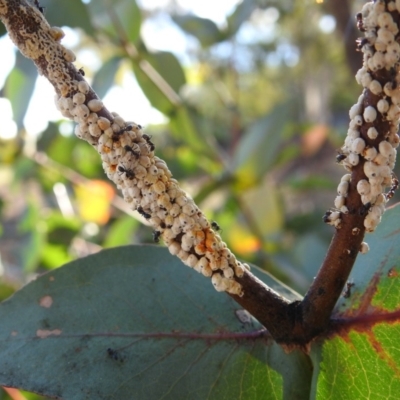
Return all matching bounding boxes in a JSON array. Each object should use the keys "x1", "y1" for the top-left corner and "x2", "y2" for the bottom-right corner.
[
  {"x1": 40, "y1": 0, "x2": 94, "y2": 36},
  {"x1": 4, "y1": 52, "x2": 37, "y2": 130},
  {"x1": 172, "y1": 15, "x2": 223, "y2": 47},
  {"x1": 226, "y1": 0, "x2": 256, "y2": 37},
  {"x1": 0, "y1": 245, "x2": 310, "y2": 399},
  {"x1": 231, "y1": 102, "x2": 294, "y2": 188},
  {"x1": 91, "y1": 56, "x2": 123, "y2": 99}
]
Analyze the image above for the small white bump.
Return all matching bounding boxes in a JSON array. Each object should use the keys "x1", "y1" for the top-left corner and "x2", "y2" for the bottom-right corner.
[
  {"x1": 354, "y1": 115, "x2": 363, "y2": 126},
  {"x1": 369, "y1": 80, "x2": 382, "y2": 95},
  {"x1": 373, "y1": 153, "x2": 389, "y2": 166},
  {"x1": 176, "y1": 196, "x2": 188, "y2": 206},
  {"x1": 337, "y1": 181, "x2": 349, "y2": 196},
  {"x1": 363, "y1": 106, "x2": 377, "y2": 123},
  {"x1": 63, "y1": 48, "x2": 76, "y2": 62},
  {"x1": 349, "y1": 103, "x2": 362, "y2": 119},
  {"x1": 377, "y1": 98, "x2": 389, "y2": 114},
  {"x1": 49, "y1": 26, "x2": 65, "y2": 42},
  {"x1": 87, "y1": 99, "x2": 103, "y2": 112},
  {"x1": 223, "y1": 268, "x2": 234, "y2": 279},
  {"x1": 74, "y1": 104, "x2": 90, "y2": 119},
  {"x1": 334, "y1": 195, "x2": 345, "y2": 209},
  {"x1": 367, "y1": 127, "x2": 378, "y2": 140},
  {"x1": 341, "y1": 174, "x2": 351, "y2": 183},
  {"x1": 348, "y1": 153, "x2": 359, "y2": 166},
  {"x1": 357, "y1": 179, "x2": 371, "y2": 196},
  {"x1": 89, "y1": 124, "x2": 102, "y2": 137},
  {"x1": 186, "y1": 254, "x2": 198, "y2": 268},
  {"x1": 364, "y1": 161, "x2": 379, "y2": 178},
  {"x1": 168, "y1": 241, "x2": 180, "y2": 255},
  {"x1": 78, "y1": 81, "x2": 90, "y2": 94},
  {"x1": 387, "y1": 104, "x2": 400, "y2": 120},
  {"x1": 360, "y1": 242, "x2": 370, "y2": 254},
  {"x1": 377, "y1": 28, "x2": 394, "y2": 45},
  {"x1": 378, "y1": 12, "x2": 393, "y2": 28},
  {"x1": 97, "y1": 117, "x2": 111, "y2": 130},
  {"x1": 379, "y1": 140, "x2": 394, "y2": 158},
  {"x1": 73, "y1": 92, "x2": 86, "y2": 105},
  {"x1": 384, "y1": 82, "x2": 394, "y2": 96},
  {"x1": 88, "y1": 114, "x2": 99, "y2": 125},
  {"x1": 351, "y1": 138, "x2": 366, "y2": 154}
]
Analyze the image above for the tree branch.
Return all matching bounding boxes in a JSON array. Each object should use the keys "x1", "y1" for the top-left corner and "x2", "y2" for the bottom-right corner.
[
  {"x1": 301, "y1": 0, "x2": 400, "y2": 341},
  {"x1": 2, "y1": 0, "x2": 399, "y2": 347},
  {"x1": 0, "y1": 0, "x2": 293, "y2": 341}
]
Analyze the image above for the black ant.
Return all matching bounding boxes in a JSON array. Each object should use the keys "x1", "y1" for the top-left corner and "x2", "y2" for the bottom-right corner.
[
  {"x1": 153, "y1": 230, "x2": 161, "y2": 243},
  {"x1": 34, "y1": 0, "x2": 45, "y2": 13},
  {"x1": 124, "y1": 145, "x2": 140, "y2": 159},
  {"x1": 137, "y1": 206, "x2": 151, "y2": 219},
  {"x1": 343, "y1": 281, "x2": 355, "y2": 299},
  {"x1": 211, "y1": 221, "x2": 222, "y2": 232},
  {"x1": 356, "y1": 37, "x2": 368, "y2": 51},
  {"x1": 143, "y1": 134, "x2": 155, "y2": 152},
  {"x1": 78, "y1": 67, "x2": 85, "y2": 76},
  {"x1": 118, "y1": 165, "x2": 135, "y2": 180},
  {"x1": 356, "y1": 12, "x2": 365, "y2": 32},
  {"x1": 389, "y1": 67, "x2": 398, "y2": 90},
  {"x1": 386, "y1": 174, "x2": 399, "y2": 200},
  {"x1": 359, "y1": 202, "x2": 371, "y2": 216},
  {"x1": 336, "y1": 154, "x2": 347, "y2": 163},
  {"x1": 107, "y1": 348, "x2": 124, "y2": 362},
  {"x1": 322, "y1": 210, "x2": 332, "y2": 223},
  {"x1": 112, "y1": 124, "x2": 133, "y2": 141}
]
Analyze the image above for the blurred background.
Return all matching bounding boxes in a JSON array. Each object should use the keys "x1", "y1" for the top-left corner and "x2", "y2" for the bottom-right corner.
[
  {"x1": 2, "y1": 0, "x2": 397, "y2": 397},
  {"x1": 0, "y1": 0, "x2": 396, "y2": 358}
]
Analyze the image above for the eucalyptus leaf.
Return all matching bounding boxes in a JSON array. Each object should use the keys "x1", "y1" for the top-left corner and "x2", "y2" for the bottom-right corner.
[
  {"x1": 92, "y1": 56, "x2": 123, "y2": 99},
  {"x1": 0, "y1": 246, "x2": 310, "y2": 399},
  {"x1": 231, "y1": 102, "x2": 295, "y2": 189},
  {"x1": 4, "y1": 52, "x2": 37, "y2": 130},
  {"x1": 226, "y1": 0, "x2": 256, "y2": 37},
  {"x1": 172, "y1": 15, "x2": 223, "y2": 47},
  {"x1": 310, "y1": 203, "x2": 400, "y2": 399}
]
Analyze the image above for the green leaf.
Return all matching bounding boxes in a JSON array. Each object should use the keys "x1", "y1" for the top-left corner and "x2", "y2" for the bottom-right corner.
[
  {"x1": 310, "y1": 203, "x2": 400, "y2": 399},
  {"x1": 132, "y1": 62, "x2": 174, "y2": 115},
  {"x1": 148, "y1": 51, "x2": 186, "y2": 93},
  {"x1": 0, "y1": 246, "x2": 310, "y2": 399},
  {"x1": 172, "y1": 15, "x2": 223, "y2": 47},
  {"x1": 239, "y1": 178, "x2": 284, "y2": 237},
  {"x1": 4, "y1": 52, "x2": 37, "y2": 130},
  {"x1": 231, "y1": 102, "x2": 294, "y2": 189},
  {"x1": 40, "y1": 0, "x2": 94, "y2": 36},
  {"x1": 17, "y1": 201, "x2": 46, "y2": 273},
  {"x1": 91, "y1": 56, "x2": 123, "y2": 99},
  {"x1": 132, "y1": 50, "x2": 186, "y2": 114},
  {"x1": 291, "y1": 234, "x2": 327, "y2": 282},
  {"x1": 88, "y1": 0, "x2": 141, "y2": 43},
  {"x1": 169, "y1": 107, "x2": 209, "y2": 153},
  {"x1": 102, "y1": 216, "x2": 139, "y2": 247},
  {"x1": 226, "y1": 0, "x2": 256, "y2": 37}
]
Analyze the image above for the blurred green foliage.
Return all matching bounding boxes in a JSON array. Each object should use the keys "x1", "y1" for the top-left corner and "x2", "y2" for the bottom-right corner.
[{"x1": 0, "y1": 0, "x2": 395, "y2": 317}]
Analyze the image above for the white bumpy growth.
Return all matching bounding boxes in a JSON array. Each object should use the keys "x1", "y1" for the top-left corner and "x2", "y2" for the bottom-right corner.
[{"x1": 326, "y1": 0, "x2": 400, "y2": 252}]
